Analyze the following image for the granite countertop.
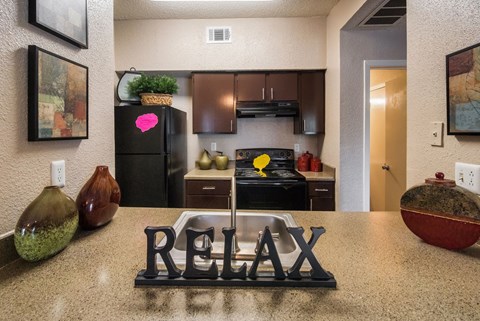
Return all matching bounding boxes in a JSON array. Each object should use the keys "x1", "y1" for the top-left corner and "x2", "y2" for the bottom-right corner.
[
  {"x1": 1, "y1": 208, "x2": 479, "y2": 320},
  {"x1": 185, "y1": 164, "x2": 335, "y2": 181},
  {"x1": 184, "y1": 168, "x2": 235, "y2": 180}
]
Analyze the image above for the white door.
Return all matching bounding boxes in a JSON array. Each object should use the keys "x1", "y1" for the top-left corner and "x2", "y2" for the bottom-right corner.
[{"x1": 370, "y1": 70, "x2": 407, "y2": 211}]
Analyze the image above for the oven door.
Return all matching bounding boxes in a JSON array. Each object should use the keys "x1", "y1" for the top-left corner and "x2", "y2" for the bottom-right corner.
[{"x1": 236, "y1": 180, "x2": 307, "y2": 210}]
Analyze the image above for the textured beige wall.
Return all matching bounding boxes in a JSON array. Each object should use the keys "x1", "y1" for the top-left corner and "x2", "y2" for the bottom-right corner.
[
  {"x1": 115, "y1": 17, "x2": 326, "y2": 71},
  {"x1": 0, "y1": 1, "x2": 114, "y2": 235},
  {"x1": 324, "y1": 0, "x2": 367, "y2": 208},
  {"x1": 407, "y1": 1, "x2": 480, "y2": 186},
  {"x1": 115, "y1": 17, "x2": 326, "y2": 168}
]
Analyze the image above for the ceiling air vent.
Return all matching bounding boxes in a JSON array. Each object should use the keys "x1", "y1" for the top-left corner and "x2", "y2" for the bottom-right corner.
[
  {"x1": 359, "y1": 0, "x2": 406, "y2": 27},
  {"x1": 207, "y1": 27, "x2": 232, "y2": 44}
]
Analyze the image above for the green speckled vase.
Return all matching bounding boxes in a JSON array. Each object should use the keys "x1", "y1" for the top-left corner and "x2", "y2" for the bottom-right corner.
[{"x1": 14, "y1": 186, "x2": 79, "y2": 262}]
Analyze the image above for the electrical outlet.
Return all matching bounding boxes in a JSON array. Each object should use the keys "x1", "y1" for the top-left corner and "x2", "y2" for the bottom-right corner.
[
  {"x1": 51, "y1": 160, "x2": 65, "y2": 187},
  {"x1": 294, "y1": 144, "x2": 300, "y2": 152},
  {"x1": 211, "y1": 142, "x2": 217, "y2": 151},
  {"x1": 455, "y1": 162, "x2": 480, "y2": 194}
]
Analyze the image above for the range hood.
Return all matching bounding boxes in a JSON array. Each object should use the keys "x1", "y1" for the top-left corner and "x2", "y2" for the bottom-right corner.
[{"x1": 236, "y1": 102, "x2": 299, "y2": 118}]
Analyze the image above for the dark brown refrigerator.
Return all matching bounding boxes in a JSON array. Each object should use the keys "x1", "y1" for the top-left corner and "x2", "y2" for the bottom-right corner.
[{"x1": 114, "y1": 105, "x2": 186, "y2": 207}]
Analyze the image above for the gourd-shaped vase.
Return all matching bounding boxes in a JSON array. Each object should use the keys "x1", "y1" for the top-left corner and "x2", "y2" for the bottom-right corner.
[
  {"x1": 198, "y1": 149, "x2": 212, "y2": 170},
  {"x1": 14, "y1": 186, "x2": 79, "y2": 262},
  {"x1": 76, "y1": 166, "x2": 121, "y2": 229}
]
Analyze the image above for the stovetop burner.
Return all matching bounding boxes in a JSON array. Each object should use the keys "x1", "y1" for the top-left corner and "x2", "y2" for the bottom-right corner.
[
  {"x1": 234, "y1": 148, "x2": 305, "y2": 181},
  {"x1": 235, "y1": 168, "x2": 304, "y2": 179}
]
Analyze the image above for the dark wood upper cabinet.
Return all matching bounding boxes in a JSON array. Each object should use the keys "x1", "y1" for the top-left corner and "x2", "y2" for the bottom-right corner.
[
  {"x1": 192, "y1": 73, "x2": 236, "y2": 134},
  {"x1": 295, "y1": 71, "x2": 325, "y2": 134},
  {"x1": 236, "y1": 72, "x2": 298, "y2": 102},
  {"x1": 268, "y1": 73, "x2": 298, "y2": 101},
  {"x1": 236, "y1": 74, "x2": 265, "y2": 102}
]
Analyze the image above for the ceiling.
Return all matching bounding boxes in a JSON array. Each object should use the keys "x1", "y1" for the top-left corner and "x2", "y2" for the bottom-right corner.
[{"x1": 114, "y1": 0, "x2": 341, "y2": 20}]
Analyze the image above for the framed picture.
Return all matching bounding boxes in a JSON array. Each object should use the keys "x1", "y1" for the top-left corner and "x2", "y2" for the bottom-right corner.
[
  {"x1": 29, "y1": 0, "x2": 88, "y2": 49},
  {"x1": 446, "y1": 42, "x2": 480, "y2": 135},
  {"x1": 28, "y1": 45, "x2": 88, "y2": 141}
]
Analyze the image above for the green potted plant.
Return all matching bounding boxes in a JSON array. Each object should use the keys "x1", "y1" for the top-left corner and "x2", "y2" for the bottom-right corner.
[{"x1": 127, "y1": 74, "x2": 179, "y2": 106}]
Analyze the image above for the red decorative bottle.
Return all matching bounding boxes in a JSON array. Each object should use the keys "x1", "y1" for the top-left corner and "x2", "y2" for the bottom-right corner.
[{"x1": 76, "y1": 166, "x2": 121, "y2": 229}]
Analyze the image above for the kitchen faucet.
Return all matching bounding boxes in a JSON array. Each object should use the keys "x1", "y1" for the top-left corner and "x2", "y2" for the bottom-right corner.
[{"x1": 230, "y1": 177, "x2": 241, "y2": 254}]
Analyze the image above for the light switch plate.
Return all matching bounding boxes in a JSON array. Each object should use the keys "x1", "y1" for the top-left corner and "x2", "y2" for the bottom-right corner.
[{"x1": 430, "y1": 122, "x2": 443, "y2": 146}]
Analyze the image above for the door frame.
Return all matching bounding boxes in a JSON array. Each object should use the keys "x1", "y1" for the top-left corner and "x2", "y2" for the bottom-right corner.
[{"x1": 362, "y1": 60, "x2": 406, "y2": 211}]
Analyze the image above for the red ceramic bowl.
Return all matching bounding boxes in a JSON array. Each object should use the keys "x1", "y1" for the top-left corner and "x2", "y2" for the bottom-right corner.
[{"x1": 401, "y1": 209, "x2": 480, "y2": 250}]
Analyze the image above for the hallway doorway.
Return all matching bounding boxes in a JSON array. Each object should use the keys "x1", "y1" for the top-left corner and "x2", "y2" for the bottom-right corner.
[{"x1": 363, "y1": 61, "x2": 407, "y2": 211}]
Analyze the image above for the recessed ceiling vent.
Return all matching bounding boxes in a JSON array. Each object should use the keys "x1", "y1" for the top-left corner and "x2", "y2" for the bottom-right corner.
[
  {"x1": 207, "y1": 27, "x2": 232, "y2": 44},
  {"x1": 359, "y1": 0, "x2": 406, "y2": 27}
]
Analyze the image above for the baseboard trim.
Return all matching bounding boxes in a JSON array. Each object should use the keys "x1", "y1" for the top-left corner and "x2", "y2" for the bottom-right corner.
[{"x1": 0, "y1": 231, "x2": 19, "y2": 268}]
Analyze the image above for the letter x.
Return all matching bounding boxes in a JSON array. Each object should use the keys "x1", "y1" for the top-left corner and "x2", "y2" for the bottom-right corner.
[{"x1": 287, "y1": 227, "x2": 331, "y2": 280}]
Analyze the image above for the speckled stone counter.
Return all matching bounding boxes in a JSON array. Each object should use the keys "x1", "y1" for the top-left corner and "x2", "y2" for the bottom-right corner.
[
  {"x1": 185, "y1": 166, "x2": 335, "y2": 181},
  {"x1": 184, "y1": 168, "x2": 234, "y2": 180},
  {"x1": 1, "y1": 208, "x2": 479, "y2": 320},
  {"x1": 298, "y1": 164, "x2": 335, "y2": 181}
]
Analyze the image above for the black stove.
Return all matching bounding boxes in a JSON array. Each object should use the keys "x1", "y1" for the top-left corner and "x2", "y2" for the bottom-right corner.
[
  {"x1": 235, "y1": 148, "x2": 305, "y2": 181},
  {"x1": 235, "y1": 168, "x2": 305, "y2": 180},
  {"x1": 234, "y1": 148, "x2": 307, "y2": 210}
]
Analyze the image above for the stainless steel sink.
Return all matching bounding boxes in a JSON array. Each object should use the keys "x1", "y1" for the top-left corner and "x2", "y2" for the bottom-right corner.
[{"x1": 159, "y1": 211, "x2": 302, "y2": 268}]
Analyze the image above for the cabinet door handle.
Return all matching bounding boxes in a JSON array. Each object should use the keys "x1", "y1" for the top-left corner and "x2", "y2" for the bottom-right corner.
[
  {"x1": 310, "y1": 198, "x2": 313, "y2": 211},
  {"x1": 303, "y1": 119, "x2": 306, "y2": 132},
  {"x1": 228, "y1": 196, "x2": 230, "y2": 209},
  {"x1": 202, "y1": 186, "x2": 216, "y2": 190},
  {"x1": 230, "y1": 120, "x2": 233, "y2": 132},
  {"x1": 315, "y1": 188, "x2": 329, "y2": 192},
  {"x1": 262, "y1": 88, "x2": 265, "y2": 100},
  {"x1": 271, "y1": 88, "x2": 274, "y2": 100}
]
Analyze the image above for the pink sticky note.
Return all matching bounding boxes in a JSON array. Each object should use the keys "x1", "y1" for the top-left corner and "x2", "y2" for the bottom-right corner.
[{"x1": 135, "y1": 113, "x2": 158, "y2": 132}]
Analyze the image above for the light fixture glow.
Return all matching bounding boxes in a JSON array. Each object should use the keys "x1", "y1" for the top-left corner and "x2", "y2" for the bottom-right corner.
[{"x1": 370, "y1": 98, "x2": 386, "y2": 106}]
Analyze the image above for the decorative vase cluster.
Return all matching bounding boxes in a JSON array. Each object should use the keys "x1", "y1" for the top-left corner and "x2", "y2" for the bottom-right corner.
[{"x1": 14, "y1": 166, "x2": 121, "y2": 262}]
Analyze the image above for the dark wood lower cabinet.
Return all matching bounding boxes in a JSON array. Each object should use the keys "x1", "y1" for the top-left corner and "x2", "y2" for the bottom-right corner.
[
  {"x1": 185, "y1": 180, "x2": 231, "y2": 209},
  {"x1": 308, "y1": 181, "x2": 335, "y2": 211}
]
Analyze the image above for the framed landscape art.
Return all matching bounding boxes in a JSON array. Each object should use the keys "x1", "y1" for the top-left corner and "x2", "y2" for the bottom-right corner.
[
  {"x1": 29, "y1": 0, "x2": 88, "y2": 49},
  {"x1": 28, "y1": 45, "x2": 88, "y2": 141},
  {"x1": 446, "y1": 42, "x2": 480, "y2": 135}
]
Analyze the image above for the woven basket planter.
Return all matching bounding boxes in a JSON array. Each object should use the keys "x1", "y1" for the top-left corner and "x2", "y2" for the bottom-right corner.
[{"x1": 140, "y1": 93, "x2": 173, "y2": 106}]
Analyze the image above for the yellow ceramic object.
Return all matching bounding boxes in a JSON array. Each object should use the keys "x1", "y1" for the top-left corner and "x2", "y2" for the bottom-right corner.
[{"x1": 253, "y1": 154, "x2": 270, "y2": 177}]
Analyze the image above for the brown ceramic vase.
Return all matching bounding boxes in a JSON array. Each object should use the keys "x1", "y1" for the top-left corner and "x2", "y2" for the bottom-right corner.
[{"x1": 76, "y1": 166, "x2": 121, "y2": 229}]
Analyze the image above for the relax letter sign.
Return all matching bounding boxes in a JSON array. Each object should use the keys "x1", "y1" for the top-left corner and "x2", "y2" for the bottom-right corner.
[{"x1": 135, "y1": 226, "x2": 336, "y2": 288}]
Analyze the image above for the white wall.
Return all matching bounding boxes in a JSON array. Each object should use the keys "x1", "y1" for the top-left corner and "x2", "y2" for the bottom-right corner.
[
  {"x1": 324, "y1": 0, "x2": 367, "y2": 208},
  {"x1": 115, "y1": 17, "x2": 326, "y2": 168},
  {"x1": 115, "y1": 17, "x2": 326, "y2": 71},
  {"x1": 407, "y1": 0, "x2": 480, "y2": 186},
  {"x1": 0, "y1": 1, "x2": 114, "y2": 235},
  {"x1": 339, "y1": 27, "x2": 406, "y2": 211}
]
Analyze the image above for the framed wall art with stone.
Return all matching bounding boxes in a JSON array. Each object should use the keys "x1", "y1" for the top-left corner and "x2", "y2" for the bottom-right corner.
[
  {"x1": 28, "y1": 45, "x2": 88, "y2": 141},
  {"x1": 446, "y1": 42, "x2": 480, "y2": 135},
  {"x1": 29, "y1": 0, "x2": 88, "y2": 49}
]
